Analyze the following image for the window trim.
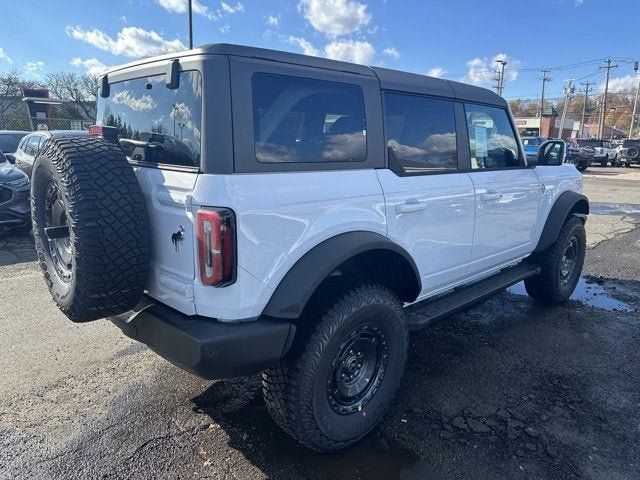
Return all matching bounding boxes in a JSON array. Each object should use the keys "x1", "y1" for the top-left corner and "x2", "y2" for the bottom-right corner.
[
  {"x1": 381, "y1": 91, "x2": 461, "y2": 177},
  {"x1": 229, "y1": 56, "x2": 384, "y2": 174},
  {"x1": 251, "y1": 71, "x2": 368, "y2": 166}
]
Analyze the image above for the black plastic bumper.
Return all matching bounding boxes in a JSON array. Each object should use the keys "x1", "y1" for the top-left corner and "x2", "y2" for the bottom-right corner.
[{"x1": 110, "y1": 301, "x2": 296, "y2": 380}]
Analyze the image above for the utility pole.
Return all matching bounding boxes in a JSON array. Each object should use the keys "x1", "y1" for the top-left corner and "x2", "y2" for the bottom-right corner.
[
  {"x1": 495, "y1": 60, "x2": 507, "y2": 97},
  {"x1": 539, "y1": 69, "x2": 552, "y2": 135},
  {"x1": 557, "y1": 79, "x2": 575, "y2": 140},
  {"x1": 580, "y1": 81, "x2": 595, "y2": 138},
  {"x1": 598, "y1": 58, "x2": 618, "y2": 138},
  {"x1": 188, "y1": 0, "x2": 194, "y2": 49},
  {"x1": 609, "y1": 103, "x2": 618, "y2": 140},
  {"x1": 630, "y1": 61, "x2": 639, "y2": 138}
]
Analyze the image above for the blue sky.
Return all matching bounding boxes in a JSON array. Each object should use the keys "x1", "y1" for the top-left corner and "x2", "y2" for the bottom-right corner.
[{"x1": 1, "y1": 0, "x2": 638, "y2": 101}]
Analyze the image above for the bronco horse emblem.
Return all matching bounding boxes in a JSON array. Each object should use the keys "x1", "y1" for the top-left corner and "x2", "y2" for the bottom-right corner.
[{"x1": 171, "y1": 226, "x2": 185, "y2": 251}]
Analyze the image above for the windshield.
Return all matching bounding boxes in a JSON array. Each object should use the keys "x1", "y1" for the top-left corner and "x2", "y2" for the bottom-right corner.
[
  {"x1": 522, "y1": 138, "x2": 542, "y2": 146},
  {"x1": 577, "y1": 139, "x2": 603, "y2": 147},
  {"x1": 96, "y1": 71, "x2": 202, "y2": 168},
  {"x1": 622, "y1": 140, "x2": 640, "y2": 147},
  {"x1": 0, "y1": 134, "x2": 26, "y2": 153}
]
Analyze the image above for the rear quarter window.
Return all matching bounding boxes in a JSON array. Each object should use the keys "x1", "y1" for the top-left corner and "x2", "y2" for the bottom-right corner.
[
  {"x1": 251, "y1": 73, "x2": 367, "y2": 164},
  {"x1": 96, "y1": 71, "x2": 202, "y2": 169}
]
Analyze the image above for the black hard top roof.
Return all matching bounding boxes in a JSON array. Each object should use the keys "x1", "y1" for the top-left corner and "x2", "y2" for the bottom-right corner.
[{"x1": 105, "y1": 43, "x2": 506, "y2": 107}]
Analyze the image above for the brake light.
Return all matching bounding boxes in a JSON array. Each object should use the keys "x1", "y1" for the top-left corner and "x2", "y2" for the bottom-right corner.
[
  {"x1": 197, "y1": 208, "x2": 236, "y2": 286},
  {"x1": 88, "y1": 125, "x2": 119, "y2": 143}
]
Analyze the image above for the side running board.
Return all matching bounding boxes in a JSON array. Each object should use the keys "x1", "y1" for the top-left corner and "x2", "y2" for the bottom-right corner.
[{"x1": 406, "y1": 263, "x2": 541, "y2": 331}]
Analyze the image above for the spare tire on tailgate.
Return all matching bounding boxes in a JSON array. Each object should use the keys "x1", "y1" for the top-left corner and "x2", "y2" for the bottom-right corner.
[{"x1": 31, "y1": 137, "x2": 150, "y2": 322}]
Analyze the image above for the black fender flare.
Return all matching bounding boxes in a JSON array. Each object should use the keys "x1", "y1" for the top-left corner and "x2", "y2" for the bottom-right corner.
[
  {"x1": 262, "y1": 231, "x2": 421, "y2": 319},
  {"x1": 534, "y1": 191, "x2": 589, "y2": 253}
]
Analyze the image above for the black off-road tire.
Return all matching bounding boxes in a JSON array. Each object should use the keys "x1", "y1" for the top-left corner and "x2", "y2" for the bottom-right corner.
[
  {"x1": 576, "y1": 163, "x2": 588, "y2": 172},
  {"x1": 31, "y1": 137, "x2": 150, "y2": 322},
  {"x1": 262, "y1": 284, "x2": 407, "y2": 452},
  {"x1": 524, "y1": 215, "x2": 586, "y2": 305}
]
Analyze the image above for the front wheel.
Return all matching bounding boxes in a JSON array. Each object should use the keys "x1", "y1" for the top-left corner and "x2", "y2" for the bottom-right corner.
[
  {"x1": 262, "y1": 284, "x2": 407, "y2": 452},
  {"x1": 524, "y1": 216, "x2": 586, "y2": 305}
]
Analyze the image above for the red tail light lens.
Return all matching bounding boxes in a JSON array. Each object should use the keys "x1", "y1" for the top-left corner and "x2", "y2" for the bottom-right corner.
[{"x1": 197, "y1": 208, "x2": 236, "y2": 287}]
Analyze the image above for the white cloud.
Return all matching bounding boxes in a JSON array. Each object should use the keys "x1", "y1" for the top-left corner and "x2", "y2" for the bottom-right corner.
[
  {"x1": 287, "y1": 36, "x2": 320, "y2": 57},
  {"x1": 112, "y1": 90, "x2": 156, "y2": 111},
  {"x1": 575, "y1": 0, "x2": 584, "y2": 5},
  {"x1": 119, "y1": 15, "x2": 127, "y2": 23},
  {"x1": 220, "y1": 1, "x2": 244, "y2": 14},
  {"x1": 24, "y1": 61, "x2": 45, "y2": 77},
  {"x1": 266, "y1": 14, "x2": 280, "y2": 26},
  {"x1": 71, "y1": 57, "x2": 108, "y2": 76},
  {"x1": 298, "y1": 0, "x2": 371, "y2": 37},
  {"x1": 427, "y1": 67, "x2": 446, "y2": 78},
  {"x1": 601, "y1": 74, "x2": 639, "y2": 93},
  {"x1": 324, "y1": 40, "x2": 374, "y2": 65},
  {"x1": 382, "y1": 47, "x2": 400, "y2": 59},
  {"x1": 219, "y1": 23, "x2": 230, "y2": 33},
  {"x1": 0, "y1": 47, "x2": 12, "y2": 64},
  {"x1": 156, "y1": 0, "x2": 217, "y2": 19},
  {"x1": 462, "y1": 53, "x2": 521, "y2": 87},
  {"x1": 66, "y1": 26, "x2": 186, "y2": 58}
]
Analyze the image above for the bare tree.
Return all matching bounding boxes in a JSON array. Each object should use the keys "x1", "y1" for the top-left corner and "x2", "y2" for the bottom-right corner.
[
  {"x1": 0, "y1": 70, "x2": 24, "y2": 129},
  {"x1": 45, "y1": 71, "x2": 99, "y2": 120}
]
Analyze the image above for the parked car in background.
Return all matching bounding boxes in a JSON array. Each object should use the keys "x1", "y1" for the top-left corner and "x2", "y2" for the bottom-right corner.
[
  {"x1": 521, "y1": 136, "x2": 547, "y2": 157},
  {"x1": 0, "y1": 148, "x2": 30, "y2": 234},
  {"x1": 13, "y1": 130, "x2": 89, "y2": 178},
  {"x1": 575, "y1": 139, "x2": 618, "y2": 167},
  {"x1": 619, "y1": 139, "x2": 640, "y2": 167},
  {"x1": 0, "y1": 131, "x2": 29, "y2": 159},
  {"x1": 566, "y1": 139, "x2": 594, "y2": 172}
]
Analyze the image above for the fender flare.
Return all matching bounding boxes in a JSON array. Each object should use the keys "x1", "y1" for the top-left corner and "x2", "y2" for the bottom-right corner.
[
  {"x1": 262, "y1": 231, "x2": 421, "y2": 319},
  {"x1": 534, "y1": 191, "x2": 589, "y2": 253}
]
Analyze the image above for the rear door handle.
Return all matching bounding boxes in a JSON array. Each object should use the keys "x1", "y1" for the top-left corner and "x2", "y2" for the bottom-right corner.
[
  {"x1": 396, "y1": 200, "x2": 427, "y2": 214},
  {"x1": 480, "y1": 192, "x2": 502, "y2": 202}
]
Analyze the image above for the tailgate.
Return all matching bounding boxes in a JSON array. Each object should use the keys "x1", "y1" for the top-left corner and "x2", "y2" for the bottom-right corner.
[{"x1": 133, "y1": 166, "x2": 198, "y2": 315}]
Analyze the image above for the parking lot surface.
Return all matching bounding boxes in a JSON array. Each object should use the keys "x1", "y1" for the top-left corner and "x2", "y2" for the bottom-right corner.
[{"x1": 1, "y1": 167, "x2": 639, "y2": 480}]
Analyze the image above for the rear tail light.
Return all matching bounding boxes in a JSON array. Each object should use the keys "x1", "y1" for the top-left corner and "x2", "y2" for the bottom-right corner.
[{"x1": 197, "y1": 208, "x2": 236, "y2": 287}]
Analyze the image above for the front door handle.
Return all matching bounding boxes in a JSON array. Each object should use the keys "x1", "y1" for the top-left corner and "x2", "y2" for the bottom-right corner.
[
  {"x1": 480, "y1": 192, "x2": 503, "y2": 202},
  {"x1": 396, "y1": 200, "x2": 427, "y2": 214}
]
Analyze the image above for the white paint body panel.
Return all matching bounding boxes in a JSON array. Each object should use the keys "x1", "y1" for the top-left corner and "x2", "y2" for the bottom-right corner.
[{"x1": 135, "y1": 160, "x2": 583, "y2": 322}]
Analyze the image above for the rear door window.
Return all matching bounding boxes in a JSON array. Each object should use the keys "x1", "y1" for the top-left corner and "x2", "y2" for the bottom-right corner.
[
  {"x1": 251, "y1": 73, "x2": 367, "y2": 164},
  {"x1": 96, "y1": 71, "x2": 202, "y2": 168},
  {"x1": 465, "y1": 104, "x2": 521, "y2": 170},
  {"x1": 384, "y1": 92, "x2": 457, "y2": 173}
]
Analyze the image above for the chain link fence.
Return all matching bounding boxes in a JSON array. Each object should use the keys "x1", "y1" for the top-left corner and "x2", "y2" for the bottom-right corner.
[{"x1": 1, "y1": 115, "x2": 92, "y2": 132}]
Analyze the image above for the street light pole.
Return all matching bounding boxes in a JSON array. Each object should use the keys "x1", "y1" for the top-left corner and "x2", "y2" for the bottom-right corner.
[
  {"x1": 630, "y1": 61, "x2": 639, "y2": 139},
  {"x1": 188, "y1": 0, "x2": 194, "y2": 49}
]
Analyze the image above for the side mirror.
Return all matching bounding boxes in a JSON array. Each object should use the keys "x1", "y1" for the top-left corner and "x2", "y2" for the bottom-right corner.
[
  {"x1": 5, "y1": 154, "x2": 15, "y2": 164},
  {"x1": 537, "y1": 140, "x2": 565, "y2": 166}
]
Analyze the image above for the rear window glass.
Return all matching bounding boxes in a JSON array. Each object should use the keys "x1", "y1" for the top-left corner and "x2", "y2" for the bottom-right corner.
[
  {"x1": 0, "y1": 134, "x2": 26, "y2": 153},
  {"x1": 96, "y1": 71, "x2": 202, "y2": 168},
  {"x1": 384, "y1": 92, "x2": 457, "y2": 173},
  {"x1": 252, "y1": 73, "x2": 366, "y2": 163}
]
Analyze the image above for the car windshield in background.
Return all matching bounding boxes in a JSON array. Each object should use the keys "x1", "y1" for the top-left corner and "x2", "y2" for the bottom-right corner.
[
  {"x1": 622, "y1": 140, "x2": 640, "y2": 147},
  {"x1": 522, "y1": 138, "x2": 543, "y2": 146},
  {"x1": 96, "y1": 71, "x2": 202, "y2": 168},
  {"x1": 578, "y1": 139, "x2": 603, "y2": 147},
  {"x1": 0, "y1": 134, "x2": 26, "y2": 153}
]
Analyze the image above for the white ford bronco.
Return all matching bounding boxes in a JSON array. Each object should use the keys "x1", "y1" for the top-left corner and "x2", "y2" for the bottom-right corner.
[{"x1": 30, "y1": 44, "x2": 588, "y2": 452}]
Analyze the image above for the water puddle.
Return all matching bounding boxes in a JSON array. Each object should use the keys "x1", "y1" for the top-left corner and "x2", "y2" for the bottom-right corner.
[
  {"x1": 508, "y1": 277, "x2": 632, "y2": 312},
  {"x1": 589, "y1": 202, "x2": 640, "y2": 216}
]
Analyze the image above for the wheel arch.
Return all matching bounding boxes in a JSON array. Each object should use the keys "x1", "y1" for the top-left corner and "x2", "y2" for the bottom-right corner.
[
  {"x1": 534, "y1": 191, "x2": 589, "y2": 253},
  {"x1": 262, "y1": 231, "x2": 421, "y2": 319}
]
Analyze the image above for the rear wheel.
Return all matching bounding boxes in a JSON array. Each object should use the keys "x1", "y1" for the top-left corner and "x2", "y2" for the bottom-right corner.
[
  {"x1": 262, "y1": 284, "x2": 407, "y2": 452},
  {"x1": 31, "y1": 137, "x2": 150, "y2": 322},
  {"x1": 524, "y1": 216, "x2": 586, "y2": 305}
]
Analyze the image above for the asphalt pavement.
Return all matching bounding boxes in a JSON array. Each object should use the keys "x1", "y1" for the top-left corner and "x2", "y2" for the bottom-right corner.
[{"x1": 1, "y1": 166, "x2": 639, "y2": 480}]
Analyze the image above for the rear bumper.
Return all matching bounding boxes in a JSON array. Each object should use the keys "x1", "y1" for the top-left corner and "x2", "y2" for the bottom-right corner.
[{"x1": 110, "y1": 300, "x2": 296, "y2": 380}]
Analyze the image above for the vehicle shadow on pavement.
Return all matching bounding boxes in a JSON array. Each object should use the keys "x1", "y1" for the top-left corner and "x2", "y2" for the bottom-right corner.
[
  {"x1": 191, "y1": 377, "x2": 438, "y2": 480},
  {"x1": 0, "y1": 231, "x2": 37, "y2": 266}
]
